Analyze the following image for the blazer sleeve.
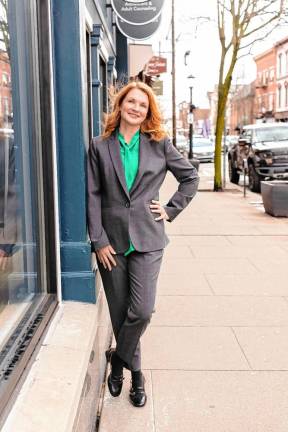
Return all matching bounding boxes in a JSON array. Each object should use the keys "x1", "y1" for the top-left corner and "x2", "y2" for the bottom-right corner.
[
  {"x1": 87, "y1": 138, "x2": 110, "y2": 251},
  {"x1": 163, "y1": 137, "x2": 199, "y2": 222}
]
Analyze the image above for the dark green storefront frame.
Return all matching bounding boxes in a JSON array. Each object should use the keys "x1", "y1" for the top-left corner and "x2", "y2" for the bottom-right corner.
[{"x1": 51, "y1": 0, "x2": 95, "y2": 302}]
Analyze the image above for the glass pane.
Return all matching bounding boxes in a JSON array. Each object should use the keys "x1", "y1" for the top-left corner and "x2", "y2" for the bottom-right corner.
[{"x1": 0, "y1": 0, "x2": 46, "y2": 352}]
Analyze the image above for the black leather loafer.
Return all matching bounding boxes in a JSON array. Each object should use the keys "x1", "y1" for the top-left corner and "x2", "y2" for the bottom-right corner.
[
  {"x1": 105, "y1": 348, "x2": 124, "y2": 397},
  {"x1": 129, "y1": 373, "x2": 147, "y2": 407},
  {"x1": 107, "y1": 372, "x2": 124, "y2": 397}
]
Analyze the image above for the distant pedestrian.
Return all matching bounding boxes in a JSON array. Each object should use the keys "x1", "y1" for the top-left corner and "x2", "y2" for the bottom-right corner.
[{"x1": 87, "y1": 81, "x2": 199, "y2": 407}]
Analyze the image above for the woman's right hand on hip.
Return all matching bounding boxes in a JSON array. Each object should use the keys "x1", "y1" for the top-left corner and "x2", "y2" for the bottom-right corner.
[{"x1": 96, "y1": 245, "x2": 117, "y2": 271}]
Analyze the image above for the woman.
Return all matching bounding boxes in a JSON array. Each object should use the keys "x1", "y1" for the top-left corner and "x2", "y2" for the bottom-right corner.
[{"x1": 87, "y1": 81, "x2": 199, "y2": 408}]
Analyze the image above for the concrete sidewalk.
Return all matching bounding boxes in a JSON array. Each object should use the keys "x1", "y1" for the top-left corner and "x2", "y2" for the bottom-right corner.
[{"x1": 98, "y1": 166, "x2": 288, "y2": 432}]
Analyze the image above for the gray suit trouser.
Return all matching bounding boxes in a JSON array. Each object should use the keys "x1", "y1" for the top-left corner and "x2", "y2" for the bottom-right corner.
[{"x1": 98, "y1": 249, "x2": 164, "y2": 371}]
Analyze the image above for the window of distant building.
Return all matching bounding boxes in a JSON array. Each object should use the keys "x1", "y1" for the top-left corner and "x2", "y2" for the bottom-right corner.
[
  {"x1": 2, "y1": 96, "x2": 9, "y2": 118},
  {"x1": 278, "y1": 84, "x2": 282, "y2": 108},
  {"x1": 278, "y1": 53, "x2": 283, "y2": 78},
  {"x1": 2, "y1": 72, "x2": 9, "y2": 86},
  {"x1": 268, "y1": 93, "x2": 274, "y2": 111},
  {"x1": 285, "y1": 82, "x2": 288, "y2": 107},
  {"x1": 269, "y1": 68, "x2": 274, "y2": 82}
]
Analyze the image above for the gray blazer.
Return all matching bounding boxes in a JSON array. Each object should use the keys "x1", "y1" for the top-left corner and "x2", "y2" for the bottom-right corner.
[{"x1": 87, "y1": 132, "x2": 199, "y2": 253}]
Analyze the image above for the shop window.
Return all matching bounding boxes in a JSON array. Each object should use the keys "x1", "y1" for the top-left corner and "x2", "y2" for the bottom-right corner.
[
  {"x1": 99, "y1": 57, "x2": 107, "y2": 131},
  {"x1": 86, "y1": 29, "x2": 92, "y2": 144},
  {"x1": 0, "y1": 0, "x2": 58, "y2": 419}
]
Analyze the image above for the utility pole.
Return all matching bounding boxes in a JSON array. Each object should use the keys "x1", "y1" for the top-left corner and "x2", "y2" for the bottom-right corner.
[{"x1": 171, "y1": 0, "x2": 176, "y2": 147}]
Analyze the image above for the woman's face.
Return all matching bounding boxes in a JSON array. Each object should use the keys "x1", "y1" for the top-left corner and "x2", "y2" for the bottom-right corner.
[{"x1": 120, "y1": 88, "x2": 149, "y2": 128}]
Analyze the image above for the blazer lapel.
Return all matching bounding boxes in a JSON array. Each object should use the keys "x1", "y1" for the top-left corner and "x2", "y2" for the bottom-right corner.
[
  {"x1": 108, "y1": 134, "x2": 130, "y2": 199},
  {"x1": 130, "y1": 133, "x2": 150, "y2": 195}
]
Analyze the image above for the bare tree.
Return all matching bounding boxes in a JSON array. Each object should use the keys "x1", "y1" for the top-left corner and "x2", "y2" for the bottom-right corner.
[{"x1": 214, "y1": 0, "x2": 285, "y2": 191}]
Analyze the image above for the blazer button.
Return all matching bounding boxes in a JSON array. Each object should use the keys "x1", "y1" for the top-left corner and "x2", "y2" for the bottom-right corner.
[{"x1": 125, "y1": 202, "x2": 130, "y2": 208}]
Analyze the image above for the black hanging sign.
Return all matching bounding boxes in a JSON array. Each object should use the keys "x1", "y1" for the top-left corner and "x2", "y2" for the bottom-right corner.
[
  {"x1": 111, "y1": 0, "x2": 164, "y2": 25},
  {"x1": 116, "y1": 15, "x2": 161, "y2": 40}
]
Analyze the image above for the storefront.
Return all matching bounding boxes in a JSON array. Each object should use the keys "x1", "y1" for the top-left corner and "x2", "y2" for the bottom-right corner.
[{"x1": 0, "y1": 0, "x2": 128, "y2": 422}]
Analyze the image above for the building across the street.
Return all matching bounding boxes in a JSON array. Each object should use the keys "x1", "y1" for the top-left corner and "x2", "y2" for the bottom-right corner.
[
  {"x1": 208, "y1": 34, "x2": 288, "y2": 133},
  {"x1": 229, "y1": 83, "x2": 256, "y2": 132},
  {"x1": 254, "y1": 46, "x2": 277, "y2": 123},
  {"x1": 275, "y1": 36, "x2": 288, "y2": 122}
]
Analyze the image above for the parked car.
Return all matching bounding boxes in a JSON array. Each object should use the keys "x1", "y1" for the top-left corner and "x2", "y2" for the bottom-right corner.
[
  {"x1": 223, "y1": 135, "x2": 239, "y2": 152},
  {"x1": 228, "y1": 123, "x2": 288, "y2": 192},
  {"x1": 192, "y1": 137, "x2": 214, "y2": 162},
  {"x1": 176, "y1": 134, "x2": 189, "y2": 154}
]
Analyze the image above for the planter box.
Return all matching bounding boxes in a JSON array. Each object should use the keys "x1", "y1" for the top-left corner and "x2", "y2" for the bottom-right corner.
[{"x1": 261, "y1": 181, "x2": 288, "y2": 217}]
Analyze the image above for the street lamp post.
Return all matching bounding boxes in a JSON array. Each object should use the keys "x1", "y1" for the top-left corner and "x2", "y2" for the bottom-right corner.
[
  {"x1": 187, "y1": 75, "x2": 197, "y2": 164},
  {"x1": 188, "y1": 84, "x2": 194, "y2": 159}
]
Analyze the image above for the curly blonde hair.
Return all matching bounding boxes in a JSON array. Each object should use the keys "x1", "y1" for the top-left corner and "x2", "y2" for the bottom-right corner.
[{"x1": 102, "y1": 81, "x2": 167, "y2": 142}]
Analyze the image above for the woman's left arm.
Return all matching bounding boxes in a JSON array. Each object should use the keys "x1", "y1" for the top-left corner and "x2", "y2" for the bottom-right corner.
[{"x1": 162, "y1": 137, "x2": 200, "y2": 222}]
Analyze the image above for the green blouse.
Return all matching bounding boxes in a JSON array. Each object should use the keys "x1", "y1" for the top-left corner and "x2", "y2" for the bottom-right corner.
[{"x1": 118, "y1": 129, "x2": 140, "y2": 256}]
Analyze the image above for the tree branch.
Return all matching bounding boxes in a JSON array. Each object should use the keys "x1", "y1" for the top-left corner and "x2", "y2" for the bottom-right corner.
[
  {"x1": 239, "y1": 21, "x2": 280, "y2": 52},
  {"x1": 242, "y1": 1, "x2": 284, "y2": 38}
]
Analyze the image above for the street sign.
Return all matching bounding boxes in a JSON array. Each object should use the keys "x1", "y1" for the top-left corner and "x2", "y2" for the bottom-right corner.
[
  {"x1": 116, "y1": 15, "x2": 161, "y2": 40},
  {"x1": 146, "y1": 55, "x2": 167, "y2": 75},
  {"x1": 152, "y1": 80, "x2": 163, "y2": 96},
  {"x1": 111, "y1": 0, "x2": 164, "y2": 25}
]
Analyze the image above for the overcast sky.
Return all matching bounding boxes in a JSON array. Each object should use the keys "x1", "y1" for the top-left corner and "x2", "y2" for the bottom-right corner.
[{"x1": 139, "y1": 0, "x2": 288, "y2": 113}]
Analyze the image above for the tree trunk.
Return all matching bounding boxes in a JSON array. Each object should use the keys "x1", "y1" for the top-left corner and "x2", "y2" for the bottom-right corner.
[
  {"x1": 214, "y1": 99, "x2": 225, "y2": 190},
  {"x1": 214, "y1": 52, "x2": 237, "y2": 191}
]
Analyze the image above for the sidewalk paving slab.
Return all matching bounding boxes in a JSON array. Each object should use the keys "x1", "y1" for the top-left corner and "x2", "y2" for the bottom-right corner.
[
  {"x1": 233, "y1": 326, "x2": 288, "y2": 370},
  {"x1": 141, "y1": 326, "x2": 249, "y2": 370},
  {"x1": 152, "y1": 370, "x2": 288, "y2": 432},
  {"x1": 152, "y1": 295, "x2": 288, "y2": 327},
  {"x1": 206, "y1": 274, "x2": 288, "y2": 296}
]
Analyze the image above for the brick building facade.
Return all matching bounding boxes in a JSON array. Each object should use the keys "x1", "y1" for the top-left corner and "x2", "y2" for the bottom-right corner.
[
  {"x1": 275, "y1": 36, "x2": 288, "y2": 121},
  {"x1": 0, "y1": 50, "x2": 12, "y2": 128},
  {"x1": 254, "y1": 46, "x2": 277, "y2": 122},
  {"x1": 229, "y1": 82, "x2": 255, "y2": 131}
]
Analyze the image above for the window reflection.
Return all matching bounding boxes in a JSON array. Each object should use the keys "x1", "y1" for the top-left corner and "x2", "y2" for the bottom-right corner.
[{"x1": 0, "y1": 0, "x2": 45, "y2": 352}]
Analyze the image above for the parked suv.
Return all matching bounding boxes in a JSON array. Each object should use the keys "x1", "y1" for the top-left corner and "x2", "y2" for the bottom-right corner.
[{"x1": 228, "y1": 123, "x2": 288, "y2": 192}]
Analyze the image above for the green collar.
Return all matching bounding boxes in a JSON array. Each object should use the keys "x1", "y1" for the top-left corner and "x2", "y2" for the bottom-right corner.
[{"x1": 118, "y1": 129, "x2": 140, "y2": 149}]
